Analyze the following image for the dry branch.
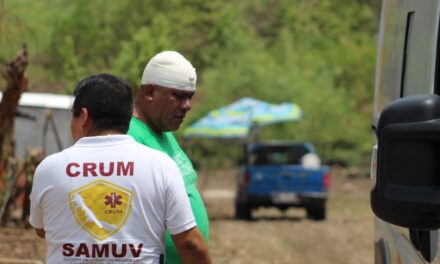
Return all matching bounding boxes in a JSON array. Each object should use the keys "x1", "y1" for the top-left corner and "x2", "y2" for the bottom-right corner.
[{"x1": 0, "y1": 45, "x2": 28, "y2": 225}]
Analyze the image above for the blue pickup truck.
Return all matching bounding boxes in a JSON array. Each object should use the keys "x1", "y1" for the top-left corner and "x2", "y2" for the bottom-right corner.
[{"x1": 235, "y1": 141, "x2": 330, "y2": 220}]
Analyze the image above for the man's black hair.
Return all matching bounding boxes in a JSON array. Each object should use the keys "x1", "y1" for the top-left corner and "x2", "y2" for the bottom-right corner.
[{"x1": 72, "y1": 73, "x2": 133, "y2": 133}]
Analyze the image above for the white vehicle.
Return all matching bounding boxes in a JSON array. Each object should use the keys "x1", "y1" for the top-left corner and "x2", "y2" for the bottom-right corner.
[
  {"x1": 0, "y1": 92, "x2": 74, "y2": 157},
  {"x1": 371, "y1": 0, "x2": 440, "y2": 263}
]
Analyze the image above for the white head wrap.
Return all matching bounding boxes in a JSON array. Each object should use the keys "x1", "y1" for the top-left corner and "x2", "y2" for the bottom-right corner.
[{"x1": 141, "y1": 51, "x2": 197, "y2": 91}]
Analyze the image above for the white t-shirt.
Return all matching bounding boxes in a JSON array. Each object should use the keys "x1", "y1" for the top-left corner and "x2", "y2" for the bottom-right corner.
[{"x1": 29, "y1": 135, "x2": 196, "y2": 264}]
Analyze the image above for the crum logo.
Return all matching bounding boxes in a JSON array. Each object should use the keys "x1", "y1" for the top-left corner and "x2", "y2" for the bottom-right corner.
[
  {"x1": 68, "y1": 180, "x2": 133, "y2": 240},
  {"x1": 63, "y1": 243, "x2": 143, "y2": 258},
  {"x1": 105, "y1": 193, "x2": 122, "y2": 208}
]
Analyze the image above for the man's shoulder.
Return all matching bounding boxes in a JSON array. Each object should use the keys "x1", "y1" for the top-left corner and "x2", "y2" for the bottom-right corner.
[
  {"x1": 130, "y1": 140, "x2": 176, "y2": 163},
  {"x1": 128, "y1": 117, "x2": 148, "y2": 135},
  {"x1": 35, "y1": 148, "x2": 71, "y2": 174},
  {"x1": 127, "y1": 124, "x2": 155, "y2": 146}
]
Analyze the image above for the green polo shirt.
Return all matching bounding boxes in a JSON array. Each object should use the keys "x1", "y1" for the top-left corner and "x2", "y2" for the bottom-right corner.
[{"x1": 128, "y1": 117, "x2": 209, "y2": 264}]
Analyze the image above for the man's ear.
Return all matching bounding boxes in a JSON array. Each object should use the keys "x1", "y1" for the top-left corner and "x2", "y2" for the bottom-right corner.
[
  {"x1": 79, "y1": 108, "x2": 93, "y2": 132},
  {"x1": 140, "y1": 84, "x2": 155, "y2": 100}
]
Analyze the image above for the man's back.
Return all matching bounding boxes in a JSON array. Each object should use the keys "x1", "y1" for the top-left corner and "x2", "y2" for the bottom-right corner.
[{"x1": 30, "y1": 135, "x2": 195, "y2": 263}]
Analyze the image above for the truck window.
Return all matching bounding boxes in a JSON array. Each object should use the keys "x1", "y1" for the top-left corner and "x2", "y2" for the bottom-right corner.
[
  {"x1": 374, "y1": 1, "x2": 438, "y2": 120},
  {"x1": 251, "y1": 145, "x2": 309, "y2": 165}
]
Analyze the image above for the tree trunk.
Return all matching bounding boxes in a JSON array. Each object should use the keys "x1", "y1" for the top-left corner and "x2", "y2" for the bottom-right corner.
[{"x1": 0, "y1": 46, "x2": 28, "y2": 225}]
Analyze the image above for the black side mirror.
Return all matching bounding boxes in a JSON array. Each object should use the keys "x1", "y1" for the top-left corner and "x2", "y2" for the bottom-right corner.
[{"x1": 371, "y1": 94, "x2": 440, "y2": 230}]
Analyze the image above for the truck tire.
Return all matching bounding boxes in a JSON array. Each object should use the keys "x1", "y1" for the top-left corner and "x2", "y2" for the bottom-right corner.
[
  {"x1": 306, "y1": 204, "x2": 326, "y2": 221},
  {"x1": 235, "y1": 203, "x2": 252, "y2": 220}
]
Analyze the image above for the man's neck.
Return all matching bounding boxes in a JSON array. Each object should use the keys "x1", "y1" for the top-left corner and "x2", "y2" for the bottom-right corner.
[
  {"x1": 133, "y1": 104, "x2": 162, "y2": 135},
  {"x1": 132, "y1": 104, "x2": 145, "y2": 123},
  {"x1": 73, "y1": 129, "x2": 124, "y2": 143}
]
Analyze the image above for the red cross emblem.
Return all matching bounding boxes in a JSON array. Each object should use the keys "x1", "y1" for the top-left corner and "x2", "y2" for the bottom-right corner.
[{"x1": 104, "y1": 192, "x2": 123, "y2": 208}]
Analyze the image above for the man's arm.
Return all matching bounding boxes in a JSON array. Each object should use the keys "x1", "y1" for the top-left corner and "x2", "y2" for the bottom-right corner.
[{"x1": 171, "y1": 227, "x2": 212, "y2": 264}]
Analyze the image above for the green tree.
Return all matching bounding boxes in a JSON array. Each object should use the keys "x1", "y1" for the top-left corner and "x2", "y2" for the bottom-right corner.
[
  {"x1": 2, "y1": 0, "x2": 378, "y2": 167},
  {"x1": 112, "y1": 15, "x2": 176, "y2": 86}
]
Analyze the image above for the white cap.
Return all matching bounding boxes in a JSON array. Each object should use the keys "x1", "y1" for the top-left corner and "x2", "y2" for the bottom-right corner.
[{"x1": 141, "y1": 51, "x2": 197, "y2": 91}]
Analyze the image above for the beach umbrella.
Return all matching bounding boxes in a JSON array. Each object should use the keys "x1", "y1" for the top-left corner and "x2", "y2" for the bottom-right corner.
[{"x1": 183, "y1": 97, "x2": 302, "y2": 140}]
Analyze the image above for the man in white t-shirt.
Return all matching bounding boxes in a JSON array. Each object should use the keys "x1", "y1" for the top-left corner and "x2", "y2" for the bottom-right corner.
[{"x1": 29, "y1": 74, "x2": 212, "y2": 264}]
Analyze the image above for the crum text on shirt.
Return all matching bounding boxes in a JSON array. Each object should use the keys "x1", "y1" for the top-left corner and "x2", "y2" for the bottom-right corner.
[{"x1": 66, "y1": 162, "x2": 134, "y2": 177}]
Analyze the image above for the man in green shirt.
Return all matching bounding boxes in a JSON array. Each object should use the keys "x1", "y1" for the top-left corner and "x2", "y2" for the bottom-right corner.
[{"x1": 128, "y1": 51, "x2": 210, "y2": 264}]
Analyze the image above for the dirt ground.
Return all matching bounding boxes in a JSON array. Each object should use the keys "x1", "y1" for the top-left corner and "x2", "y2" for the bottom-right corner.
[{"x1": 0, "y1": 167, "x2": 374, "y2": 264}]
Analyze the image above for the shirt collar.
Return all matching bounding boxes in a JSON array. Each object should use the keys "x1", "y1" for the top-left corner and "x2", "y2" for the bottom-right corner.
[{"x1": 74, "y1": 134, "x2": 134, "y2": 146}]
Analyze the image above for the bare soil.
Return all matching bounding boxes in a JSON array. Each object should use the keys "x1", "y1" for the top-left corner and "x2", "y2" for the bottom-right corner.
[{"x1": 0, "y1": 167, "x2": 374, "y2": 264}]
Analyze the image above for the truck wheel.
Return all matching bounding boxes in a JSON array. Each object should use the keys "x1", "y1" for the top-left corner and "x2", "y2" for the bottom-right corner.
[
  {"x1": 235, "y1": 203, "x2": 252, "y2": 220},
  {"x1": 306, "y1": 204, "x2": 326, "y2": 221}
]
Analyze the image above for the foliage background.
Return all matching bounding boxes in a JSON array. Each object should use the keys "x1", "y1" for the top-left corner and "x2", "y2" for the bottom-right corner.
[{"x1": 0, "y1": 0, "x2": 380, "y2": 169}]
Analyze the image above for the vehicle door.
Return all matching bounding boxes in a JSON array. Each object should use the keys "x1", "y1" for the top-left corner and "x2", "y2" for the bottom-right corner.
[{"x1": 373, "y1": 0, "x2": 440, "y2": 263}]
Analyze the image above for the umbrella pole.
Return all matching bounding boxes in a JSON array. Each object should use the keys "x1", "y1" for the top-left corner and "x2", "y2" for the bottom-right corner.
[
  {"x1": 248, "y1": 122, "x2": 261, "y2": 143},
  {"x1": 245, "y1": 123, "x2": 261, "y2": 164}
]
